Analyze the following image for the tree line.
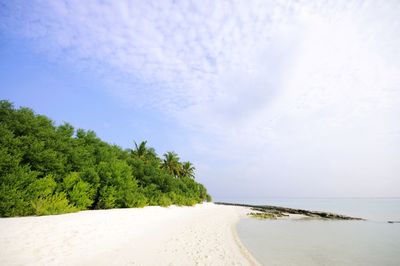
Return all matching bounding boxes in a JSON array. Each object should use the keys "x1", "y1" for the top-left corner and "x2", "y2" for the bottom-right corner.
[{"x1": 0, "y1": 100, "x2": 211, "y2": 217}]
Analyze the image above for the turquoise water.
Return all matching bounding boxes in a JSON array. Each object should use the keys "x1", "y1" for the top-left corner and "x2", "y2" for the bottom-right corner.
[{"x1": 235, "y1": 199, "x2": 400, "y2": 266}]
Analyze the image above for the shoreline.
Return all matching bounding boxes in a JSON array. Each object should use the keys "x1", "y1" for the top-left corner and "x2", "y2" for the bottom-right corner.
[
  {"x1": 231, "y1": 219, "x2": 261, "y2": 266},
  {"x1": 0, "y1": 203, "x2": 259, "y2": 265}
]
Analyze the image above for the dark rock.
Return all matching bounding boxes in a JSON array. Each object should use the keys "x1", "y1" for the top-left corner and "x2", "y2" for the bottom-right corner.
[{"x1": 215, "y1": 202, "x2": 365, "y2": 220}]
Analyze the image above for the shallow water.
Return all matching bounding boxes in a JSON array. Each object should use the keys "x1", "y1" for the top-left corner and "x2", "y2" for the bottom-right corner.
[{"x1": 236, "y1": 199, "x2": 400, "y2": 266}]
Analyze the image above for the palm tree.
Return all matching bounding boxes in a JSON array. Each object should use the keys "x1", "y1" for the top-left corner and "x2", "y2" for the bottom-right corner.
[
  {"x1": 133, "y1": 141, "x2": 148, "y2": 157},
  {"x1": 181, "y1": 161, "x2": 195, "y2": 179},
  {"x1": 132, "y1": 141, "x2": 157, "y2": 163},
  {"x1": 162, "y1": 151, "x2": 182, "y2": 177}
]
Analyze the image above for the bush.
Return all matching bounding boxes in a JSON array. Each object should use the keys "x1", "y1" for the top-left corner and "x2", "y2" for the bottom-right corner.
[
  {"x1": 0, "y1": 183, "x2": 31, "y2": 217},
  {"x1": 133, "y1": 193, "x2": 148, "y2": 207},
  {"x1": 0, "y1": 100, "x2": 212, "y2": 217},
  {"x1": 158, "y1": 194, "x2": 172, "y2": 207},
  {"x1": 97, "y1": 186, "x2": 117, "y2": 209},
  {"x1": 31, "y1": 192, "x2": 77, "y2": 216},
  {"x1": 27, "y1": 175, "x2": 57, "y2": 198},
  {"x1": 206, "y1": 194, "x2": 212, "y2": 202},
  {"x1": 184, "y1": 198, "x2": 198, "y2": 206},
  {"x1": 0, "y1": 168, "x2": 37, "y2": 217},
  {"x1": 63, "y1": 172, "x2": 94, "y2": 210},
  {"x1": 28, "y1": 175, "x2": 78, "y2": 215}
]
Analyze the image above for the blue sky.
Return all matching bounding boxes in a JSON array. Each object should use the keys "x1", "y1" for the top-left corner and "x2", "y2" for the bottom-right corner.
[{"x1": 1, "y1": 0, "x2": 399, "y2": 199}]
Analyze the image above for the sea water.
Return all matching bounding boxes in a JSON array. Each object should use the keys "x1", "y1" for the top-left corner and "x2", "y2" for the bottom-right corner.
[{"x1": 235, "y1": 198, "x2": 400, "y2": 266}]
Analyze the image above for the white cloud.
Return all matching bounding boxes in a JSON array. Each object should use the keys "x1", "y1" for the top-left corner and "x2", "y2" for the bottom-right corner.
[{"x1": 2, "y1": 0, "x2": 400, "y2": 197}]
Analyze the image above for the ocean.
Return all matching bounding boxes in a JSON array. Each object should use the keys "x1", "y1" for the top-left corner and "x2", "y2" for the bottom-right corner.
[{"x1": 235, "y1": 198, "x2": 400, "y2": 266}]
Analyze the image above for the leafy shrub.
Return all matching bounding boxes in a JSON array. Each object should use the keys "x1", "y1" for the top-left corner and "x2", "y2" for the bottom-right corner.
[
  {"x1": 0, "y1": 100, "x2": 212, "y2": 217},
  {"x1": 206, "y1": 194, "x2": 212, "y2": 202},
  {"x1": 97, "y1": 186, "x2": 117, "y2": 209},
  {"x1": 0, "y1": 167, "x2": 37, "y2": 216},
  {"x1": 158, "y1": 194, "x2": 172, "y2": 207},
  {"x1": 63, "y1": 172, "x2": 94, "y2": 210},
  {"x1": 31, "y1": 192, "x2": 77, "y2": 216}
]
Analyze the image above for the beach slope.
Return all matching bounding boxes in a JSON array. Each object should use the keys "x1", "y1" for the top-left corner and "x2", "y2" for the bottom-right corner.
[{"x1": 0, "y1": 203, "x2": 257, "y2": 265}]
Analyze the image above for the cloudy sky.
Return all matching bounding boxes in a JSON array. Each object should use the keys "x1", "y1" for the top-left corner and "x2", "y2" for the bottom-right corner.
[{"x1": 1, "y1": 0, "x2": 399, "y2": 199}]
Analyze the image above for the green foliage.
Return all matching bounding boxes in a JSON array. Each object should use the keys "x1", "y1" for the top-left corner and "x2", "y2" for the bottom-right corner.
[
  {"x1": 27, "y1": 175, "x2": 77, "y2": 215},
  {"x1": 28, "y1": 175, "x2": 57, "y2": 198},
  {"x1": 181, "y1": 161, "x2": 196, "y2": 179},
  {"x1": 98, "y1": 185, "x2": 117, "y2": 209},
  {"x1": 31, "y1": 192, "x2": 77, "y2": 216},
  {"x1": 63, "y1": 172, "x2": 94, "y2": 210},
  {"x1": 0, "y1": 167, "x2": 38, "y2": 217},
  {"x1": 162, "y1": 151, "x2": 182, "y2": 177},
  {"x1": 206, "y1": 194, "x2": 212, "y2": 202},
  {"x1": 0, "y1": 100, "x2": 212, "y2": 217},
  {"x1": 124, "y1": 190, "x2": 148, "y2": 208}
]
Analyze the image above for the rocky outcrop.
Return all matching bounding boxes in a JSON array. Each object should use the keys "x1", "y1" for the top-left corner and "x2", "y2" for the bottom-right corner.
[{"x1": 215, "y1": 202, "x2": 365, "y2": 220}]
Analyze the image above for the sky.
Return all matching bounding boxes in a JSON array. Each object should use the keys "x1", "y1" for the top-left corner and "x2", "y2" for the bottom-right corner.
[{"x1": 1, "y1": 0, "x2": 399, "y2": 199}]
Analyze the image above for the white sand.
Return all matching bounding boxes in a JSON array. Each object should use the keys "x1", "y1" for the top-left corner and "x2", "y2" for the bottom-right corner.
[{"x1": 0, "y1": 203, "x2": 259, "y2": 266}]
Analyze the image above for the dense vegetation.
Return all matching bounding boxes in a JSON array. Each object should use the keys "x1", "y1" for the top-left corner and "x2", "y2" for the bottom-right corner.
[{"x1": 0, "y1": 100, "x2": 211, "y2": 217}]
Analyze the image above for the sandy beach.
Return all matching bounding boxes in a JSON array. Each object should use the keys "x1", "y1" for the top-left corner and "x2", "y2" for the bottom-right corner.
[{"x1": 0, "y1": 203, "x2": 258, "y2": 266}]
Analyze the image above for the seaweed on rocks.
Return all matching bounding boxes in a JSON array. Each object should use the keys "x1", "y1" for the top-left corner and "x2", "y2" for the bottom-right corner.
[{"x1": 215, "y1": 202, "x2": 365, "y2": 220}]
